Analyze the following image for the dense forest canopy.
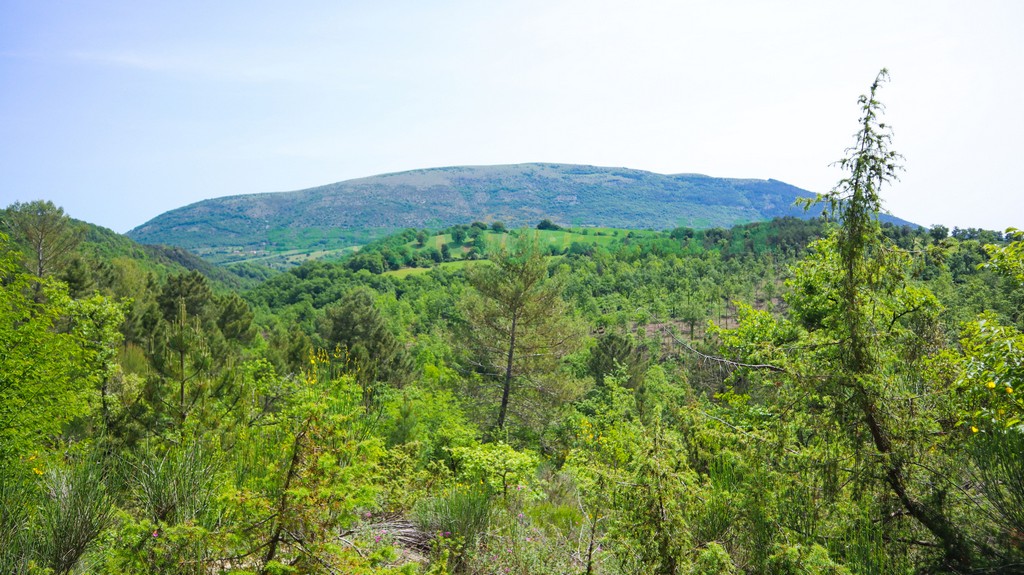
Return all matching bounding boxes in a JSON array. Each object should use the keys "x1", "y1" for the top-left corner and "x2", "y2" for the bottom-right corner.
[{"x1": 1, "y1": 76, "x2": 1024, "y2": 574}]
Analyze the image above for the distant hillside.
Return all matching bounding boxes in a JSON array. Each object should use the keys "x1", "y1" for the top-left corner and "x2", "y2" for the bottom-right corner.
[
  {"x1": 127, "y1": 163, "x2": 912, "y2": 264},
  {"x1": 76, "y1": 220, "x2": 259, "y2": 289}
]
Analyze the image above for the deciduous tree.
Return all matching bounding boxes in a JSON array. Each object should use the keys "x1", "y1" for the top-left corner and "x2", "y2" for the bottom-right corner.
[{"x1": 0, "y1": 233, "x2": 123, "y2": 468}]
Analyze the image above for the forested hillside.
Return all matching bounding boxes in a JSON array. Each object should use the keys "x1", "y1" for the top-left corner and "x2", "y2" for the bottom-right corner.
[
  {"x1": 2, "y1": 76, "x2": 1024, "y2": 574},
  {"x1": 126, "y1": 164, "x2": 911, "y2": 267}
]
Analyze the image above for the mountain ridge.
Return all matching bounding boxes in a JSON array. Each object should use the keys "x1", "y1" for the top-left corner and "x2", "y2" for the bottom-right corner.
[{"x1": 126, "y1": 163, "x2": 912, "y2": 262}]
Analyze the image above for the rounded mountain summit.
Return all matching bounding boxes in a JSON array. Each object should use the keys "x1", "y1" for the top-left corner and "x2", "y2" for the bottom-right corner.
[{"x1": 126, "y1": 163, "x2": 908, "y2": 253}]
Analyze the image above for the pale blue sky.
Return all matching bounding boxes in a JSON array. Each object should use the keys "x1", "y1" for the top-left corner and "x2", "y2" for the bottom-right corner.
[{"x1": 2, "y1": 1, "x2": 1022, "y2": 233}]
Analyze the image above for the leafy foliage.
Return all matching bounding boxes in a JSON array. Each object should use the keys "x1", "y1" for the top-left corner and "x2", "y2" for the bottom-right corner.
[{"x1": 0, "y1": 235, "x2": 124, "y2": 468}]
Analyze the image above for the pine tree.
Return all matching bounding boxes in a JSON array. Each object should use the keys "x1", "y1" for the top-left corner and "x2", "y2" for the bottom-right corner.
[
  {"x1": 2, "y1": 200, "x2": 81, "y2": 279},
  {"x1": 461, "y1": 235, "x2": 582, "y2": 431},
  {"x1": 319, "y1": 287, "x2": 414, "y2": 403}
]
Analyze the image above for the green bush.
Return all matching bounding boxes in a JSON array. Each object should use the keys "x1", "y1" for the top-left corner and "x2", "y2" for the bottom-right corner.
[
  {"x1": 767, "y1": 544, "x2": 851, "y2": 575},
  {"x1": 691, "y1": 542, "x2": 736, "y2": 575},
  {"x1": 124, "y1": 439, "x2": 217, "y2": 525},
  {"x1": 35, "y1": 453, "x2": 114, "y2": 575}
]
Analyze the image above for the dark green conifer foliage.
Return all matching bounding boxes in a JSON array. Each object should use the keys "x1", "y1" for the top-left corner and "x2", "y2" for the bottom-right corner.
[
  {"x1": 588, "y1": 332, "x2": 647, "y2": 388},
  {"x1": 265, "y1": 323, "x2": 312, "y2": 375},
  {"x1": 216, "y1": 292, "x2": 256, "y2": 345},
  {"x1": 59, "y1": 256, "x2": 96, "y2": 298},
  {"x1": 158, "y1": 270, "x2": 215, "y2": 324},
  {"x1": 320, "y1": 287, "x2": 414, "y2": 397},
  {"x1": 462, "y1": 235, "x2": 582, "y2": 431},
  {"x1": 151, "y1": 298, "x2": 213, "y2": 426}
]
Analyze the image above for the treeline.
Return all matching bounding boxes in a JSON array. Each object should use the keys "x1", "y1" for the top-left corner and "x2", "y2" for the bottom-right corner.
[
  {"x1": 345, "y1": 221, "x2": 508, "y2": 273},
  {"x1": 340, "y1": 215, "x2": 996, "y2": 278}
]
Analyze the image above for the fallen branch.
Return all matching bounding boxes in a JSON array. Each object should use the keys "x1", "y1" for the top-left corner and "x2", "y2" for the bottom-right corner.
[{"x1": 671, "y1": 335, "x2": 787, "y2": 372}]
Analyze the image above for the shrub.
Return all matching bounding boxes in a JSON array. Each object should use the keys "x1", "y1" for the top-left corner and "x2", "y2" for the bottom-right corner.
[{"x1": 35, "y1": 453, "x2": 114, "y2": 575}]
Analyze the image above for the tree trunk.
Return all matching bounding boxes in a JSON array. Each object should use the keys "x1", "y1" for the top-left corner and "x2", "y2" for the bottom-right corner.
[
  {"x1": 496, "y1": 314, "x2": 518, "y2": 430},
  {"x1": 858, "y1": 391, "x2": 973, "y2": 569},
  {"x1": 261, "y1": 423, "x2": 308, "y2": 573}
]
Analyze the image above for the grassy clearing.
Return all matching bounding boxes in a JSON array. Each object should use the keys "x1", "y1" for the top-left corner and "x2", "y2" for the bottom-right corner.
[
  {"x1": 380, "y1": 226, "x2": 662, "y2": 276},
  {"x1": 383, "y1": 259, "x2": 489, "y2": 278},
  {"x1": 211, "y1": 225, "x2": 664, "y2": 271}
]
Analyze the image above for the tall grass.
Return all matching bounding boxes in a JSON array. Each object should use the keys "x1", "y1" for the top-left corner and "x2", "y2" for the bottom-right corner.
[
  {"x1": 0, "y1": 471, "x2": 37, "y2": 574},
  {"x1": 414, "y1": 486, "x2": 492, "y2": 568}
]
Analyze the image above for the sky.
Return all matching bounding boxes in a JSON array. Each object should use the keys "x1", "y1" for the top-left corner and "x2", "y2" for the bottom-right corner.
[{"x1": 2, "y1": 0, "x2": 1022, "y2": 234}]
